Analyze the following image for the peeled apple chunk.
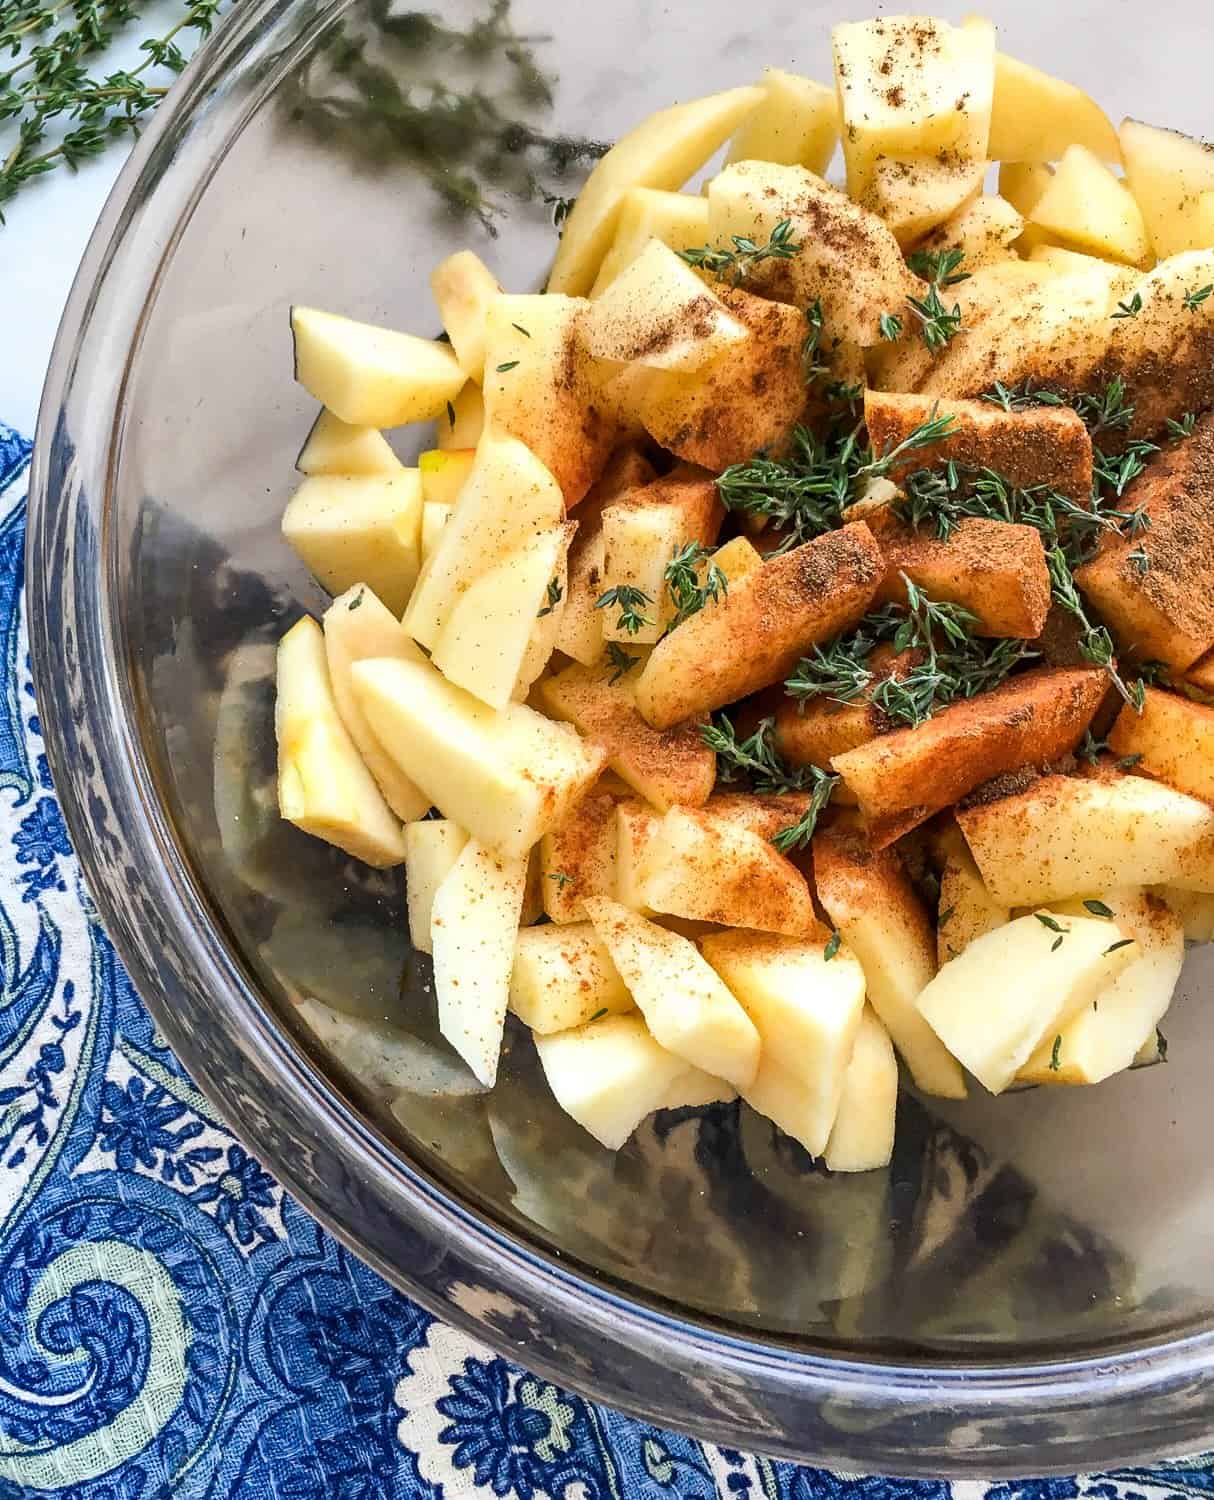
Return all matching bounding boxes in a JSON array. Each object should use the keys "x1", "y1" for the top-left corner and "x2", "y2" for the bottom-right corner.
[
  {"x1": 987, "y1": 52, "x2": 1121, "y2": 164},
  {"x1": 725, "y1": 66, "x2": 838, "y2": 173},
  {"x1": 701, "y1": 928, "x2": 866, "y2": 1157},
  {"x1": 1027, "y1": 145, "x2": 1150, "y2": 267},
  {"x1": 1120, "y1": 119, "x2": 1214, "y2": 258},
  {"x1": 917, "y1": 910, "x2": 1139, "y2": 1095},
  {"x1": 589, "y1": 188, "x2": 711, "y2": 298},
  {"x1": 404, "y1": 819, "x2": 468, "y2": 955},
  {"x1": 281, "y1": 470, "x2": 423, "y2": 617},
  {"x1": 956, "y1": 773, "x2": 1214, "y2": 907},
  {"x1": 430, "y1": 524, "x2": 573, "y2": 710},
  {"x1": 290, "y1": 306, "x2": 466, "y2": 427},
  {"x1": 322, "y1": 586, "x2": 430, "y2": 823},
  {"x1": 351, "y1": 656, "x2": 606, "y2": 858},
  {"x1": 418, "y1": 447, "x2": 475, "y2": 506},
  {"x1": 275, "y1": 617, "x2": 406, "y2": 867},
  {"x1": 1018, "y1": 889, "x2": 1184, "y2": 1085},
  {"x1": 535, "y1": 1013, "x2": 735, "y2": 1151},
  {"x1": 296, "y1": 409, "x2": 401, "y2": 476},
  {"x1": 583, "y1": 239, "x2": 748, "y2": 372},
  {"x1": 812, "y1": 826, "x2": 965, "y2": 1099},
  {"x1": 508, "y1": 922, "x2": 633, "y2": 1034},
  {"x1": 1107, "y1": 687, "x2": 1214, "y2": 804},
  {"x1": 429, "y1": 249, "x2": 502, "y2": 381},
  {"x1": 546, "y1": 84, "x2": 764, "y2": 297},
  {"x1": 431, "y1": 839, "x2": 528, "y2": 1087},
  {"x1": 824, "y1": 1007, "x2": 898, "y2": 1173},
  {"x1": 403, "y1": 432, "x2": 564, "y2": 651},
  {"x1": 832, "y1": 15, "x2": 994, "y2": 194},
  {"x1": 583, "y1": 897, "x2": 760, "y2": 1090}
]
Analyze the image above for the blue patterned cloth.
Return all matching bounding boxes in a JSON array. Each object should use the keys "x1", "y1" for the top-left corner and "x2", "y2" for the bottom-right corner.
[{"x1": 3, "y1": 418, "x2": 1214, "y2": 1499}]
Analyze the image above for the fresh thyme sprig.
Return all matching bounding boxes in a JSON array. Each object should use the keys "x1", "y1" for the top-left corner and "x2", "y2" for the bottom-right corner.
[
  {"x1": 699, "y1": 713, "x2": 838, "y2": 848},
  {"x1": 604, "y1": 641, "x2": 638, "y2": 685},
  {"x1": 786, "y1": 581, "x2": 1035, "y2": 730},
  {"x1": 1167, "y1": 411, "x2": 1197, "y2": 442},
  {"x1": 664, "y1": 542, "x2": 727, "y2": 631},
  {"x1": 0, "y1": 0, "x2": 229, "y2": 219},
  {"x1": 898, "y1": 247, "x2": 969, "y2": 352},
  {"x1": 594, "y1": 584, "x2": 652, "y2": 636},
  {"x1": 283, "y1": 0, "x2": 608, "y2": 237},
  {"x1": 716, "y1": 411, "x2": 956, "y2": 553},
  {"x1": 677, "y1": 217, "x2": 800, "y2": 287},
  {"x1": 771, "y1": 769, "x2": 838, "y2": 853}
]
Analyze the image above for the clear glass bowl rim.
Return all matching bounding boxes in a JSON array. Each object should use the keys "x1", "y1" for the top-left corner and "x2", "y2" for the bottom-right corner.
[{"x1": 26, "y1": 0, "x2": 1214, "y2": 1473}]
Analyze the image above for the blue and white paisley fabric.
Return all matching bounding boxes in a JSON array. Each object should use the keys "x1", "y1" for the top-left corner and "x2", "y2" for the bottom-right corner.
[{"x1": 1, "y1": 416, "x2": 1212, "y2": 1498}]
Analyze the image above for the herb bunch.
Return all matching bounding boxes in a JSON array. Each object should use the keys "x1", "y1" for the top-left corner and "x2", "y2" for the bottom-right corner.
[
  {"x1": 284, "y1": 0, "x2": 608, "y2": 236},
  {"x1": 786, "y1": 578, "x2": 1036, "y2": 730},
  {"x1": 715, "y1": 410, "x2": 956, "y2": 553},
  {"x1": 1, "y1": 0, "x2": 228, "y2": 220}
]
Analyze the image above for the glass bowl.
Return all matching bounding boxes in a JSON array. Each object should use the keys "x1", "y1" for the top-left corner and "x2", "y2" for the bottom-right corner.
[{"x1": 28, "y1": 0, "x2": 1214, "y2": 1474}]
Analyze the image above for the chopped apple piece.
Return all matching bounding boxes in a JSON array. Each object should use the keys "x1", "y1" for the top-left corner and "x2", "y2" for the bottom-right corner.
[
  {"x1": 1027, "y1": 145, "x2": 1150, "y2": 267},
  {"x1": 430, "y1": 524, "x2": 573, "y2": 709},
  {"x1": 404, "y1": 819, "x2": 468, "y2": 955},
  {"x1": 291, "y1": 306, "x2": 466, "y2": 427},
  {"x1": 547, "y1": 85, "x2": 764, "y2": 297},
  {"x1": 615, "y1": 800, "x2": 661, "y2": 913},
  {"x1": 863, "y1": 390, "x2": 1093, "y2": 500},
  {"x1": 918, "y1": 909, "x2": 1138, "y2": 1094},
  {"x1": 832, "y1": 15, "x2": 994, "y2": 197},
  {"x1": 1077, "y1": 414, "x2": 1214, "y2": 671},
  {"x1": 296, "y1": 409, "x2": 401, "y2": 476},
  {"x1": 431, "y1": 839, "x2": 528, "y2": 1086},
  {"x1": 281, "y1": 470, "x2": 424, "y2": 616},
  {"x1": 584, "y1": 898, "x2": 760, "y2": 1089},
  {"x1": 429, "y1": 250, "x2": 502, "y2": 381},
  {"x1": 535, "y1": 1013, "x2": 734, "y2": 1150},
  {"x1": 599, "y1": 467, "x2": 724, "y2": 645},
  {"x1": 998, "y1": 161, "x2": 1055, "y2": 218},
  {"x1": 584, "y1": 239, "x2": 748, "y2": 372},
  {"x1": 541, "y1": 788, "x2": 619, "y2": 923},
  {"x1": 482, "y1": 293, "x2": 618, "y2": 507},
  {"x1": 726, "y1": 66, "x2": 838, "y2": 172},
  {"x1": 1157, "y1": 885, "x2": 1214, "y2": 942},
  {"x1": 634, "y1": 808, "x2": 817, "y2": 937},
  {"x1": 956, "y1": 771, "x2": 1214, "y2": 906},
  {"x1": 539, "y1": 660, "x2": 715, "y2": 811},
  {"x1": 1120, "y1": 119, "x2": 1214, "y2": 258},
  {"x1": 1018, "y1": 889, "x2": 1183, "y2": 1084},
  {"x1": 636, "y1": 522, "x2": 882, "y2": 730},
  {"x1": 352, "y1": 656, "x2": 605, "y2": 858},
  {"x1": 632, "y1": 284, "x2": 809, "y2": 468},
  {"x1": 870, "y1": 513, "x2": 1052, "y2": 639},
  {"x1": 589, "y1": 189, "x2": 710, "y2": 298},
  {"x1": 988, "y1": 53, "x2": 1120, "y2": 164},
  {"x1": 706, "y1": 160, "x2": 922, "y2": 346},
  {"x1": 418, "y1": 447, "x2": 475, "y2": 506},
  {"x1": 915, "y1": 193, "x2": 1025, "y2": 270},
  {"x1": 813, "y1": 824, "x2": 964, "y2": 1098},
  {"x1": 832, "y1": 666, "x2": 1107, "y2": 846},
  {"x1": 403, "y1": 432, "x2": 564, "y2": 650},
  {"x1": 1108, "y1": 687, "x2": 1214, "y2": 803},
  {"x1": 554, "y1": 447, "x2": 655, "y2": 665},
  {"x1": 322, "y1": 586, "x2": 430, "y2": 823},
  {"x1": 701, "y1": 928, "x2": 866, "y2": 1155},
  {"x1": 824, "y1": 1007, "x2": 898, "y2": 1172},
  {"x1": 275, "y1": 617, "x2": 406, "y2": 866},
  {"x1": 437, "y1": 382, "x2": 484, "y2": 450},
  {"x1": 936, "y1": 829, "x2": 1011, "y2": 965},
  {"x1": 709, "y1": 536, "x2": 762, "y2": 584},
  {"x1": 420, "y1": 501, "x2": 451, "y2": 564},
  {"x1": 698, "y1": 791, "x2": 823, "y2": 842},
  {"x1": 509, "y1": 922, "x2": 633, "y2": 1034},
  {"x1": 859, "y1": 156, "x2": 988, "y2": 247}
]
